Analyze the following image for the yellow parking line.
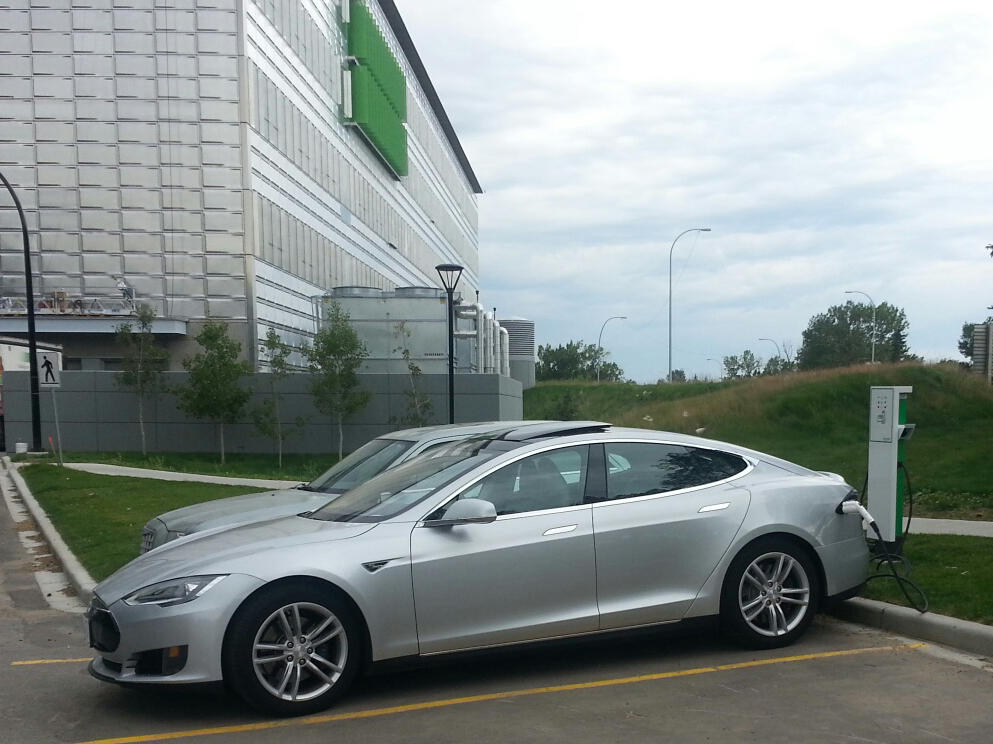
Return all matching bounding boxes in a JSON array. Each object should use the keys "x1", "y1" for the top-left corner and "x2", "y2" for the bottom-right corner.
[
  {"x1": 12, "y1": 657, "x2": 91, "y2": 666},
  {"x1": 74, "y1": 642, "x2": 925, "y2": 744}
]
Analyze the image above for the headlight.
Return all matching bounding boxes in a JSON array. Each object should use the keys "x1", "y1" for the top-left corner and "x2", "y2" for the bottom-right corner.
[{"x1": 124, "y1": 575, "x2": 227, "y2": 608}]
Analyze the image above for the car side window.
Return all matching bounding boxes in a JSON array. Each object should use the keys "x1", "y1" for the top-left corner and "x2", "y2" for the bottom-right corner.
[
  {"x1": 604, "y1": 443, "x2": 747, "y2": 501},
  {"x1": 438, "y1": 445, "x2": 590, "y2": 517}
]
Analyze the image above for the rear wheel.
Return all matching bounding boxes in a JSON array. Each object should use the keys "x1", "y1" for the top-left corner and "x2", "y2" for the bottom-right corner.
[
  {"x1": 223, "y1": 582, "x2": 361, "y2": 715},
  {"x1": 721, "y1": 537, "x2": 819, "y2": 649}
]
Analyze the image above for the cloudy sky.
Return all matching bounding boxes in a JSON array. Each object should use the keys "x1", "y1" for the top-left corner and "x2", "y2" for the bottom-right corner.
[{"x1": 396, "y1": 0, "x2": 993, "y2": 382}]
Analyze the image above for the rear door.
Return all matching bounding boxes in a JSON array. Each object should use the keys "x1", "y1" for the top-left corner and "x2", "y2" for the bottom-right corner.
[{"x1": 591, "y1": 441, "x2": 752, "y2": 629}]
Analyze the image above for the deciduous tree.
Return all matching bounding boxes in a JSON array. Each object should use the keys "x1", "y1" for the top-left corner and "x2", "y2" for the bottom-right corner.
[
  {"x1": 175, "y1": 321, "x2": 252, "y2": 464},
  {"x1": 306, "y1": 301, "x2": 371, "y2": 459},
  {"x1": 536, "y1": 340, "x2": 623, "y2": 382},
  {"x1": 798, "y1": 301, "x2": 911, "y2": 369},
  {"x1": 115, "y1": 304, "x2": 169, "y2": 456},
  {"x1": 252, "y1": 328, "x2": 302, "y2": 469}
]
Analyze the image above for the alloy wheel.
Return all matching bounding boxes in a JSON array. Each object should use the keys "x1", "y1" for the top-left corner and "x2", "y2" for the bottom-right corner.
[
  {"x1": 251, "y1": 602, "x2": 348, "y2": 702},
  {"x1": 737, "y1": 551, "x2": 811, "y2": 637}
]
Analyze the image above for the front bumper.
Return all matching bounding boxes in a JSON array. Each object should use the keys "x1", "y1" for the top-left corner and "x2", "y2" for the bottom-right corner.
[{"x1": 87, "y1": 573, "x2": 265, "y2": 685}]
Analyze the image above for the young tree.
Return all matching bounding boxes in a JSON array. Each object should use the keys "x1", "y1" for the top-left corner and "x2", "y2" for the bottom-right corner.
[
  {"x1": 252, "y1": 327, "x2": 301, "y2": 469},
  {"x1": 175, "y1": 321, "x2": 252, "y2": 464},
  {"x1": 305, "y1": 301, "x2": 371, "y2": 459},
  {"x1": 391, "y1": 321, "x2": 432, "y2": 428},
  {"x1": 798, "y1": 301, "x2": 911, "y2": 370},
  {"x1": 115, "y1": 303, "x2": 169, "y2": 456}
]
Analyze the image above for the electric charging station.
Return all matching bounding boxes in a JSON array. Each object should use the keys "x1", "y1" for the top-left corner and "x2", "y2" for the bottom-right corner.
[{"x1": 866, "y1": 386, "x2": 914, "y2": 545}]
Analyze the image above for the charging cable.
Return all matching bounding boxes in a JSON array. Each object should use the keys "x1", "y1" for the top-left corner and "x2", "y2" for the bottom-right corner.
[{"x1": 839, "y1": 500, "x2": 928, "y2": 613}]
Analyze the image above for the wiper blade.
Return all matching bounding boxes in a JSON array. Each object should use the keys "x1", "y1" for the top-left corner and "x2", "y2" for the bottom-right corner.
[{"x1": 295, "y1": 484, "x2": 318, "y2": 491}]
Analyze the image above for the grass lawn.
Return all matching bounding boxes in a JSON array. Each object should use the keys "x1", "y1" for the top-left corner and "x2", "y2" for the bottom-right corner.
[
  {"x1": 20, "y1": 464, "x2": 260, "y2": 581},
  {"x1": 13, "y1": 451, "x2": 337, "y2": 483},
  {"x1": 860, "y1": 534, "x2": 993, "y2": 625}
]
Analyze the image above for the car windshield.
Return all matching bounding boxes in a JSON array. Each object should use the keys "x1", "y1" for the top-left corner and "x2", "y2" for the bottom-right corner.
[
  {"x1": 307, "y1": 438, "x2": 519, "y2": 522},
  {"x1": 305, "y1": 437, "x2": 415, "y2": 493}
]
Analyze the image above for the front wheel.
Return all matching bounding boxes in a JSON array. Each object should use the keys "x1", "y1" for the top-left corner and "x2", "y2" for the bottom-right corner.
[
  {"x1": 720, "y1": 537, "x2": 819, "y2": 649},
  {"x1": 223, "y1": 583, "x2": 361, "y2": 715}
]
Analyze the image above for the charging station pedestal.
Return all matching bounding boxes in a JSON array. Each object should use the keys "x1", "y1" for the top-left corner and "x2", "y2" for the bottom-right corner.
[{"x1": 867, "y1": 386, "x2": 914, "y2": 546}]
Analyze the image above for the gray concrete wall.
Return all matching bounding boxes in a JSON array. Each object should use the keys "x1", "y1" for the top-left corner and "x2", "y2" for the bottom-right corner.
[{"x1": 1, "y1": 371, "x2": 522, "y2": 454}]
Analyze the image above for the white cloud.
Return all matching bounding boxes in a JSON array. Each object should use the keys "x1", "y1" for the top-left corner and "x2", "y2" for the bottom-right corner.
[{"x1": 396, "y1": 0, "x2": 993, "y2": 380}]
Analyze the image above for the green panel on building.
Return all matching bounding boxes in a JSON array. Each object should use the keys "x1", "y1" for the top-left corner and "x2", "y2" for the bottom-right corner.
[{"x1": 348, "y1": 0, "x2": 408, "y2": 177}]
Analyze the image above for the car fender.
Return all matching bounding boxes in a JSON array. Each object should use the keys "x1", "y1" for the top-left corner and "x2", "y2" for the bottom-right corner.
[
  {"x1": 216, "y1": 522, "x2": 420, "y2": 662},
  {"x1": 684, "y1": 475, "x2": 862, "y2": 618}
]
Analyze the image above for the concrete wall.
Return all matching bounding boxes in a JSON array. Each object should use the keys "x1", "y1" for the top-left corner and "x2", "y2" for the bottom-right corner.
[{"x1": 1, "y1": 370, "x2": 522, "y2": 454}]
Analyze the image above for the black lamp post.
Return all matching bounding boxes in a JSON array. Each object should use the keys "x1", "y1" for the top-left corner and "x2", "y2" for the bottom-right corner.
[
  {"x1": 435, "y1": 263, "x2": 464, "y2": 424},
  {"x1": 0, "y1": 169, "x2": 42, "y2": 452}
]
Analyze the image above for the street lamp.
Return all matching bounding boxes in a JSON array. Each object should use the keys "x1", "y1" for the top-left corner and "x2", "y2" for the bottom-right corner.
[
  {"x1": 596, "y1": 315, "x2": 626, "y2": 382},
  {"x1": 758, "y1": 337, "x2": 782, "y2": 358},
  {"x1": 845, "y1": 290, "x2": 876, "y2": 364},
  {"x1": 668, "y1": 227, "x2": 711, "y2": 382},
  {"x1": 0, "y1": 169, "x2": 42, "y2": 451},
  {"x1": 436, "y1": 263, "x2": 464, "y2": 424}
]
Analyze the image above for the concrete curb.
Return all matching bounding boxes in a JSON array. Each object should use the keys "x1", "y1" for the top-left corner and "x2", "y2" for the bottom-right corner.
[
  {"x1": 829, "y1": 597, "x2": 993, "y2": 658},
  {"x1": 3, "y1": 456, "x2": 97, "y2": 604}
]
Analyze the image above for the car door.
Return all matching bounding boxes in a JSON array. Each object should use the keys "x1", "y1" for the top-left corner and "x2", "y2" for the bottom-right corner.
[
  {"x1": 591, "y1": 441, "x2": 752, "y2": 629},
  {"x1": 410, "y1": 445, "x2": 598, "y2": 654}
]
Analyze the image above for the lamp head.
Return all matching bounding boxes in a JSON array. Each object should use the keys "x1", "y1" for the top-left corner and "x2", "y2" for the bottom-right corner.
[{"x1": 435, "y1": 264, "x2": 464, "y2": 292}]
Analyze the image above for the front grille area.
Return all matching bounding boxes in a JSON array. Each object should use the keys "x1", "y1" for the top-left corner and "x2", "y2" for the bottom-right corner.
[
  {"x1": 87, "y1": 597, "x2": 120, "y2": 653},
  {"x1": 140, "y1": 528, "x2": 155, "y2": 554}
]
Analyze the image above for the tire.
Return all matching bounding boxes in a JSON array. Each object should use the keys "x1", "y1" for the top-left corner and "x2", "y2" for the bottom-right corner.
[
  {"x1": 222, "y1": 582, "x2": 362, "y2": 715},
  {"x1": 720, "y1": 536, "x2": 820, "y2": 650}
]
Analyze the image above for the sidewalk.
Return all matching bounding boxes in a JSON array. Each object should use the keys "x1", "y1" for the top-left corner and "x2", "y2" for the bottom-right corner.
[
  {"x1": 62, "y1": 462, "x2": 301, "y2": 490},
  {"x1": 905, "y1": 516, "x2": 993, "y2": 538}
]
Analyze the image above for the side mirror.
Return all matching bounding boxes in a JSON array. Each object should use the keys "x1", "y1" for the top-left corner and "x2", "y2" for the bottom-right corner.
[{"x1": 424, "y1": 498, "x2": 497, "y2": 527}]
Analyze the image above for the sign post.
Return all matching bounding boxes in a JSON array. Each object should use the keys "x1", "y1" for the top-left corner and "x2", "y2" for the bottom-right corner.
[{"x1": 37, "y1": 352, "x2": 62, "y2": 466}]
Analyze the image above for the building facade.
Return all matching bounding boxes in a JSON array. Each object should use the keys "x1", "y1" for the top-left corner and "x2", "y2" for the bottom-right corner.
[{"x1": 0, "y1": 0, "x2": 481, "y2": 370}]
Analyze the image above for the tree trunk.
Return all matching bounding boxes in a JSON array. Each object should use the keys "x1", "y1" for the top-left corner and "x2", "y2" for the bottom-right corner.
[
  {"x1": 336, "y1": 415, "x2": 343, "y2": 461},
  {"x1": 137, "y1": 394, "x2": 147, "y2": 457},
  {"x1": 274, "y1": 389, "x2": 282, "y2": 470},
  {"x1": 219, "y1": 422, "x2": 225, "y2": 465}
]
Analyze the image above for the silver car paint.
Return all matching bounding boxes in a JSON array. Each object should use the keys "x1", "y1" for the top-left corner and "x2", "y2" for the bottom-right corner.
[
  {"x1": 411, "y1": 503, "x2": 598, "y2": 653},
  {"x1": 92, "y1": 573, "x2": 265, "y2": 685},
  {"x1": 142, "y1": 421, "x2": 546, "y2": 552},
  {"x1": 90, "y1": 428, "x2": 869, "y2": 686}
]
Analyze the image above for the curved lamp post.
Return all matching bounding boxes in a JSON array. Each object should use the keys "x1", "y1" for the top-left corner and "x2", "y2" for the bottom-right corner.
[
  {"x1": 758, "y1": 337, "x2": 782, "y2": 358},
  {"x1": 0, "y1": 169, "x2": 42, "y2": 451},
  {"x1": 668, "y1": 227, "x2": 710, "y2": 382},
  {"x1": 436, "y1": 263, "x2": 464, "y2": 424},
  {"x1": 596, "y1": 315, "x2": 626, "y2": 382},
  {"x1": 844, "y1": 289, "x2": 876, "y2": 364}
]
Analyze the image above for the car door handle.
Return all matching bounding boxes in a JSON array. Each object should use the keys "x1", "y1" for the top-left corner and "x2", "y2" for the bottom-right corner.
[
  {"x1": 698, "y1": 502, "x2": 731, "y2": 513},
  {"x1": 543, "y1": 525, "x2": 577, "y2": 536}
]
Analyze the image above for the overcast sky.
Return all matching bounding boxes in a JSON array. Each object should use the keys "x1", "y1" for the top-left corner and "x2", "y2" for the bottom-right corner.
[{"x1": 396, "y1": 0, "x2": 993, "y2": 382}]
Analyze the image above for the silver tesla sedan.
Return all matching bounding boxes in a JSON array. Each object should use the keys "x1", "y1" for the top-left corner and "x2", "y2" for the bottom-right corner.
[
  {"x1": 88, "y1": 424, "x2": 868, "y2": 715},
  {"x1": 139, "y1": 421, "x2": 550, "y2": 553}
]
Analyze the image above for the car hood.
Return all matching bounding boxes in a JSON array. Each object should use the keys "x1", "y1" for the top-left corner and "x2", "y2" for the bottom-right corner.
[
  {"x1": 96, "y1": 515, "x2": 375, "y2": 605},
  {"x1": 156, "y1": 489, "x2": 336, "y2": 534}
]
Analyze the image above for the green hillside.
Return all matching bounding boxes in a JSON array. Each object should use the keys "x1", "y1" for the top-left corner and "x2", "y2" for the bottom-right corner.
[{"x1": 525, "y1": 364, "x2": 993, "y2": 504}]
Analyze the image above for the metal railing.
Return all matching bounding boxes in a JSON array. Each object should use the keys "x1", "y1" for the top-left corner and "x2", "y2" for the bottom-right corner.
[{"x1": 0, "y1": 293, "x2": 136, "y2": 316}]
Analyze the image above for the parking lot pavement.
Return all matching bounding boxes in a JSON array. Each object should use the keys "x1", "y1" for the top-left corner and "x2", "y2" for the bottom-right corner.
[{"x1": 3, "y1": 504, "x2": 993, "y2": 743}]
